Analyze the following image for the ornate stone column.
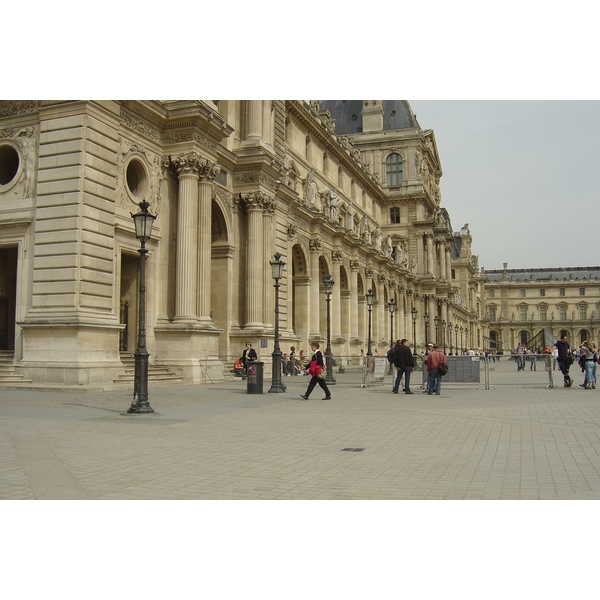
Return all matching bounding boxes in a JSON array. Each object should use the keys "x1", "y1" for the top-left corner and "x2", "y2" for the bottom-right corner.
[
  {"x1": 170, "y1": 153, "x2": 201, "y2": 322},
  {"x1": 439, "y1": 240, "x2": 447, "y2": 281},
  {"x1": 262, "y1": 199, "x2": 275, "y2": 328},
  {"x1": 446, "y1": 244, "x2": 453, "y2": 281},
  {"x1": 309, "y1": 239, "x2": 322, "y2": 340},
  {"x1": 236, "y1": 192, "x2": 271, "y2": 328},
  {"x1": 377, "y1": 275, "x2": 386, "y2": 349},
  {"x1": 197, "y1": 159, "x2": 220, "y2": 325},
  {"x1": 349, "y1": 261, "x2": 360, "y2": 344},
  {"x1": 426, "y1": 234, "x2": 434, "y2": 276},
  {"x1": 332, "y1": 251, "x2": 343, "y2": 341},
  {"x1": 243, "y1": 100, "x2": 263, "y2": 147},
  {"x1": 416, "y1": 233, "x2": 424, "y2": 274}
]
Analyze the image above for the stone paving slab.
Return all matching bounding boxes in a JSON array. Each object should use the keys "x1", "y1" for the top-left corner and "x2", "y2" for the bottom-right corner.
[{"x1": 1, "y1": 360, "x2": 600, "y2": 500}]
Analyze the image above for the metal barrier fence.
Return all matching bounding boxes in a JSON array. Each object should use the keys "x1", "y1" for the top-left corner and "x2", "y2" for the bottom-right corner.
[
  {"x1": 417, "y1": 354, "x2": 557, "y2": 390},
  {"x1": 205, "y1": 353, "x2": 565, "y2": 390}
]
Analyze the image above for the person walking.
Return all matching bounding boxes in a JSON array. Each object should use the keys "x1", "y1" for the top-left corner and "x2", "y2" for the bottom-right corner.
[
  {"x1": 300, "y1": 342, "x2": 332, "y2": 400},
  {"x1": 392, "y1": 339, "x2": 415, "y2": 394},
  {"x1": 426, "y1": 343, "x2": 446, "y2": 395},
  {"x1": 240, "y1": 341, "x2": 257, "y2": 380},
  {"x1": 287, "y1": 346, "x2": 297, "y2": 376},
  {"x1": 554, "y1": 335, "x2": 573, "y2": 387}
]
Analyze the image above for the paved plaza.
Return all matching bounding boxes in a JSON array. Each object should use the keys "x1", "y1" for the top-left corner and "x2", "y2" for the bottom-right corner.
[{"x1": 1, "y1": 358, "x2": 600, "y2": 500}]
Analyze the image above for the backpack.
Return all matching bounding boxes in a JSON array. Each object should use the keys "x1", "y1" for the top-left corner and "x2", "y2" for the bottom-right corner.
[
  {"x1": 387, "y1": 347, "x2": 396, "y2": 363},
  {"x1": 438, "y1": 361, "x2": 449, "y2": 376}
]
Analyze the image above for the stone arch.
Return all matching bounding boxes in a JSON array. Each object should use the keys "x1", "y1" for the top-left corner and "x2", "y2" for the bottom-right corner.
[
  {"x1": 210, "y1": 199, "x2": 234, "y2": 350},
  {"x1": 290, "y1": 243, "x2": 310, "y2": 345}
]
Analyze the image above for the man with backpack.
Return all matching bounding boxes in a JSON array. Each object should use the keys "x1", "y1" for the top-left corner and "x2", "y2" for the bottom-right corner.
[{"x1": 390, "y1": 339, "x2": 415, "y2": 394}]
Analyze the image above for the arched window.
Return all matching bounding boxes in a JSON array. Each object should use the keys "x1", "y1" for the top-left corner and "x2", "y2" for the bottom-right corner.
[{"x1": 386, "y1": 153, "x2": 402, "y2": 187}]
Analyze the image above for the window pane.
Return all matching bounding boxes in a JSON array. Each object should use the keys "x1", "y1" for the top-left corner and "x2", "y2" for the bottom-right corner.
[{"x1": 386, "y1": 153, "x2": 402, "y2": 187}]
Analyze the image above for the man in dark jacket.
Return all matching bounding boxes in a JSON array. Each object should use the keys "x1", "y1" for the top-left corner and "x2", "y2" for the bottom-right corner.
[
  {"x1": 554, "y1": 335, "x2": 572, "y2": 387},
  {"x1": 392, "y1": 339, "x2": 415, "y2": 394}
]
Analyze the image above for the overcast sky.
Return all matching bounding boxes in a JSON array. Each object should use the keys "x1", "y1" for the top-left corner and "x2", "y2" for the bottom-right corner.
[{"x1": 408, "y1": 100, "x2": 600, "y2": 272}]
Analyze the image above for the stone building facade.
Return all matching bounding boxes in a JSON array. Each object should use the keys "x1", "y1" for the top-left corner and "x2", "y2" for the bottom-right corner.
[
  {"x1": 0, "y1": 100, "x2": 484, "y2": 385},
  {"x1": 483, "y1": 264, "x2": 600, "y2": 351}
]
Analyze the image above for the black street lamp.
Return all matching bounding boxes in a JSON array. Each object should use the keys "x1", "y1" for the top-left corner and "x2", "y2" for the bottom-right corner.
[
  {"x1": 460, "y1": 326, "x2": 464, "y2": 353},
  {"x1": 127, "y1": 199, "x2": 157, "y2": 414},
  {"x1": 269, "y1": 253, "x2": 286, "y2": 393},
  {"x1": 448, "y1": 320, "x2": 453, "y2": 355},
  {"x1": 442, "y1": 319, "x2": 447, "y2": 353},
  {"x1": 366, "y1": 289, "x2": 374, "y2": 356},
  {"x1": 465, "y1": 326, "x2": 469, "y2": 352},
  {"x1": 434, "y1": 315, "x2": 440, "y2": 344},
  {"x1": 424, "y1": 312, "x2": 429, "y2": 351},
  {"x1": 323, "y1": 274, "x2": 336, "y2": 385},
  {"x1": 388, "y1": 298, "x2": 396, "y2": 348},
  {"x1": 411, "y1": 307, "x2": 418, "y2": 355},
  {"x1": 455, "y1": 324, "x2": 459, "y2": 355}
]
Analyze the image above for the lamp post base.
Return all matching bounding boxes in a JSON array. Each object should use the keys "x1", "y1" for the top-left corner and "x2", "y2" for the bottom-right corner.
[
  {"x1": 268, "y1": 351, "x2": 287, "y2": 393},
  {"x1": 325, "y1": 351, "x2": 336, "y2": 385}
]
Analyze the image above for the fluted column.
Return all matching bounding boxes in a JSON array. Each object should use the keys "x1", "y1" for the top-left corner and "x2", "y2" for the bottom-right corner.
[
  {"x1": 426, "y1": 234, "x2": 434, "y2": 276},
  {"x1": 349, "y1": 262, "x2": 359, "y2": 342},
  {"x1": 309, "y1": 240, "x2": 322, "y2": 339},
  {"x1": 243, "y1": 100, "x2": 263, "y2": 146},
  {"x1": 262, "y1": 200, "x2": 275, "y2": 328},
  {"x1": 170, "y1": 153, "x2": 201, "y2": 322},
  {"x1": 417, "y1": 233, "x2": 424, "y2": 274},
  {"x1": 446, "y1": 245, "x2": 452, "y2": 281},
  {"x1": 197, "y1": 160, "x2": 220, "y2": 325},
  {"x1": 236, "y1": 193, "x2": 272, "y2": 328},
  {"x1": 377, "y1": 276, "x2": 386, "y2": 349},
  {"x1": 332, "y1": 252, "x2": 342, "y2": 340},
  {"x1": 439, "y1": 241, "x2": 447, "y2": 281}
]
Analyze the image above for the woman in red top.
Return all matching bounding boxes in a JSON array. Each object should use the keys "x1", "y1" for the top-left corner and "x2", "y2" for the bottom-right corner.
[{"x1": 426, "y1": 343, "x2": 446, "y2": 395}]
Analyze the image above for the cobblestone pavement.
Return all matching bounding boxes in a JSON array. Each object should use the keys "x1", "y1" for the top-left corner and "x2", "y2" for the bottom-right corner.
[{"x1": 2, "y1": 359, "x2": 600, "y2": 500}]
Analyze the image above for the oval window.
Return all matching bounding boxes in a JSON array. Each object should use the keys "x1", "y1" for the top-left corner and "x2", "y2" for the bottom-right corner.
[{"x1": 0, "y1": 145, "x2": 20, "y2": 186}]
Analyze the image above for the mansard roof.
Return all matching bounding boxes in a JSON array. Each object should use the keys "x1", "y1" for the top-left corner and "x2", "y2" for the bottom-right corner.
[
  {"x1": 318, "y1": 100, "x2": 421, "y2": 135},
  {"x1": 485, "y1": 266, "x2": 600, "y2": 282}
]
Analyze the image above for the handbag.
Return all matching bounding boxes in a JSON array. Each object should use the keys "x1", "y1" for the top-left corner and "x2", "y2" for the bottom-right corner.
[
  {"x1": 438, "y1": 361, "x2": 448, "y2": 376},
  {"x1": 307, "y1": 360, "x2": 322, "y2": 376}
]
